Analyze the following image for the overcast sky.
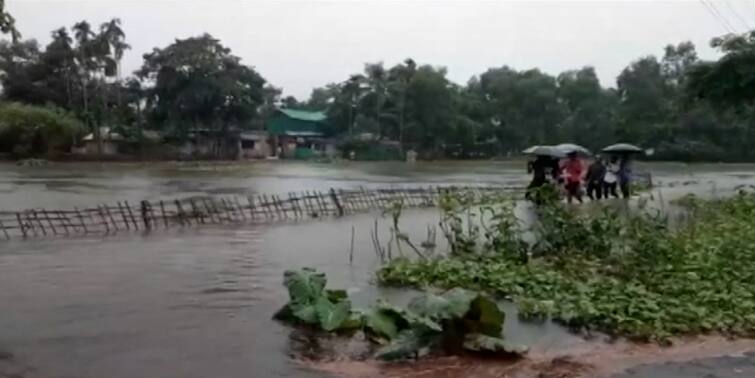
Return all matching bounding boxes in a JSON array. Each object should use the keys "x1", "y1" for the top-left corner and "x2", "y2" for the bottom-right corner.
[{"x1": 6, "y1": 0, "x2": 752, "y2": 98}]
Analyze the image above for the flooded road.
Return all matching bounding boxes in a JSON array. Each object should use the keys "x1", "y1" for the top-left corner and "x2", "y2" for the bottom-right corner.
[{"x1": 1, "y1": 160, "x2": 755, "y2": 377}]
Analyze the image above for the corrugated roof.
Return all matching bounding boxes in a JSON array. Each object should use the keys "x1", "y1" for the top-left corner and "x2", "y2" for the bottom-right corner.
[{"x1": 279, "y1": 109, "x2": 327, "y2": 122}]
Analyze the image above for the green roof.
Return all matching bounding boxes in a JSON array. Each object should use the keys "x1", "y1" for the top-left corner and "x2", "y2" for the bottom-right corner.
[
  {"x1": 279, "y1": 109, "x2": 327, "y2": 122},
  {"x1": 268, "y1": 108, "x2": 330, "y2": 136}
]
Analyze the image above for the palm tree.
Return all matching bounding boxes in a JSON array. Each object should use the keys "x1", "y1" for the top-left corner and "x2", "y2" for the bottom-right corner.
[
  {"x1": 72, "y1": 21, "x2": 100, "y2": 153},
  {"x1": 364, "y1": 62, "x2": 388, "y2": 138},
  {"x1": 339, "y1": 74, "x2": 367, "y2": 135},
  {"x1": 48, "y1": 27, "x2": 76, "y2": 108},
  {"x1": 100, "y1": 18, "x2": 130, "y2": 107}
]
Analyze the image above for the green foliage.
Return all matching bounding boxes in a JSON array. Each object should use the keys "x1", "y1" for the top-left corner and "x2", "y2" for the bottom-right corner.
[
  {"x1": 274, "y1": 268, "x2": 526, "y2": 361},
  {"x1": 274, "y1": 268, "x2": 356, "y2": 331},
  {"x1": 0, "y1": 102, "x2": 85, "y2": 156},
  {"x1": 137, "y1": 34, "x2": 267, "y2": 155},
  {"x1": 379, "y1": 193, "x2": 755, "y2": 342}
]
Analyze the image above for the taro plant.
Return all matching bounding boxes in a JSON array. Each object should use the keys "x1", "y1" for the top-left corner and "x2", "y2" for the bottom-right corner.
[{"x1": 274, "y1": 268, "x2": 527, "y2": 361}]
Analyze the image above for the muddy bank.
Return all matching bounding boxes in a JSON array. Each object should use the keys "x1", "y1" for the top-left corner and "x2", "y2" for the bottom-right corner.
[{"x1": 301, "y1": 336, "x2": 755, "y2": 378}]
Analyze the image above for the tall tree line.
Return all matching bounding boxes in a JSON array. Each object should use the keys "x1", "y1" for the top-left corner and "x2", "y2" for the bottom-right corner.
[{"x1": 1, "y1": 14, "x2": 755, "y2": 161}]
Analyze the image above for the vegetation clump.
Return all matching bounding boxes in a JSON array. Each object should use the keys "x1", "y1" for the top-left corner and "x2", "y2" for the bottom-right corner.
[
  {"x1": 379, "y1": 192, "x2": 755, "y2": 342},
  {"x1": 0, "y1": 102, "x2": 84, "y2": 157},
  {"x1": 273, "y1": 268, "x2": 526, "y2": 361}
]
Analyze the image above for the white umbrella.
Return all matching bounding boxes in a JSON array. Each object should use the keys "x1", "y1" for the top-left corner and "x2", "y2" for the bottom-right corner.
[
  {"x1": 522, "y1": 145, "x2": 566, "y2": 158},
  {"x1": 602, "y1": 143, "x2": 643, "y2": 154},
  {"x1": 555, "y1": 143, "x2": 592, "y2": 157}
]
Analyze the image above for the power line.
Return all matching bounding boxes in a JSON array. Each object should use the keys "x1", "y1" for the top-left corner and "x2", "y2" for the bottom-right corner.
[
  {"x1": 724, "y1": 0, "x2": 752, "y2": 31},
  {"x1": 707, "y1": 0, "x2": 740, "y2": 32},
  {"x1": 699, "y1": 0, "x2": 737, "y2": 33}
]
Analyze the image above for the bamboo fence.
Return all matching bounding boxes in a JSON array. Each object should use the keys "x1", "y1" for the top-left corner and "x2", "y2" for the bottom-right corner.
[{"x1": 0, "y1": 186, "x2": 502, "y2": 241}]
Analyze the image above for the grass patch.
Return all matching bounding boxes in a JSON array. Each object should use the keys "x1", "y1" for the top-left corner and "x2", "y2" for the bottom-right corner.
[{"x1": 378, "y1": 192, "x2": 755, "y2": 342}]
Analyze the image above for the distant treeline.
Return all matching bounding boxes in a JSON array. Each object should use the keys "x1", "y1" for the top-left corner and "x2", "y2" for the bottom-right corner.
[{"x1": 0, "y1": 12, "x2": 753, "y2": 161}]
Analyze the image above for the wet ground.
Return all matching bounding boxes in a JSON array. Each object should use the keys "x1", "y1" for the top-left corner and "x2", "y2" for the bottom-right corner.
[{"x1": 1, "y1": 160, "x2": 755, "y2": 377}]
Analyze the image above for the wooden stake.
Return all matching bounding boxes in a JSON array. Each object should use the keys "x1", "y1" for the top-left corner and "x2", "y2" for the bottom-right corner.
[
  {"x1": 124, "y1": 201, "x2": 139, "y2": 230},
  {"x1": 58, "y1": 211, "x2": 71, "y2": 236},
  {"x1": 0, "y1": 217, "x2": 10, "y2": 240},
  {"x1": 117, "y1": 202, "x2": 130, "y2": 230},
  {"x1": 140, "y1": 201, "x2": 151, "y2": 231},
  {"x1": 15, "y1": 213, "x2": 27, "y2": 238},
  {"x1": 97, "y1": 206, "x2": 110, "y2": 234},
  {"x1": 104, "y1": 205, "x2": 118, "y2": 231},
  {"x1": 190, "y1": 199, "x2": 204, "y2": 224},
  {"x1": 27, "y1": 211, "x2": 39, "y2": 237},
  {"x1": 159, "y1": 200, "x2": 169, "y2": 228},
  {"x1": 43, "y1": 210, "x2": 57, "y2": 236},
  {"x1": 175, "y1": 199, "x2": 187, "y2": 226}
]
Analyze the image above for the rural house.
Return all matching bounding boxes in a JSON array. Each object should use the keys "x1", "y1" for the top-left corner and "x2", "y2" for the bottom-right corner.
[{"x1": 267, "y1": 109, "x2": 334, "y2": 159}]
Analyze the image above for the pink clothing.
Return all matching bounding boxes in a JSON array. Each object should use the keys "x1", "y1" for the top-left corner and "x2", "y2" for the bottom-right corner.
[{"x1": 561, "y1": 159, "x2": 584, "y2": 183}]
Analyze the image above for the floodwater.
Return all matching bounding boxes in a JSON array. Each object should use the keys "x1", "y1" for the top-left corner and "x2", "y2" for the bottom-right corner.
[{"x1": 1, "y1": 160, "x2": 755, "y2": 378}]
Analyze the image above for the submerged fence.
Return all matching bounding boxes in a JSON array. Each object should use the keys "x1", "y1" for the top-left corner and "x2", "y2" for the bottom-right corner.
[{"x1": 0, "y1": 186, "x2": 503, "y2": 241}]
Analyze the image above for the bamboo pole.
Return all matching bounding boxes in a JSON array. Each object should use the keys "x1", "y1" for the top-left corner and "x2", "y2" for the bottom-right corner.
[
  {"x1": 125, "y1": 201, "x2": 139, "y2": 230},
  {"x1": 159, "y1": 200, "x2": 169, "y2": 228},
  {"x1": 190, "y1": 198, "x2": 204, "y2": 224},
  {"x1": 117, "y1": 202, "x2": 130, "y2": 230},
  {"x1": 97, "y1": 206, "x2": 110, "y2": 234},
  {"x1": 175, "y1": 199, "x2": 187, "y2": 226},
  {"x1": 43, "y1": 210, "x2": 58, "y2": 236},
  {"x1": 27, "y1": 211, "x2": 39, "y2": 237},
  {"x1": 0, "y1": 218, "x2": 10, "y2": 240},
  {"x1": 75, "y1": 207, "x2": 88, "y2": 234},
  {"x1": 15, "y1": 213, "x2": 27, "y2": 238},
  {"x1": 140, "y1": 201, "x2": 151, "y2": 231},
  {"x1": 104, "y1": 204, "x2": 118, "y2": 231}
]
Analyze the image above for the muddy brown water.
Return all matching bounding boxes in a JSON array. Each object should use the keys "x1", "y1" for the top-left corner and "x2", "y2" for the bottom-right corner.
[{"x1": 2, "y1": 160, "x2": 755, "y2": 378}]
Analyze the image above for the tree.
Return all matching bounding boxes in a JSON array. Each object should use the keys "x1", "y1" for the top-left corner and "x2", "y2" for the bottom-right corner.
[
  {"x1": 616, "y1": 56, "x2": 672, "y2": 143},
  {"x1": 136, "y1": 33, "x2": 267, "y2": 158},
  {"x1": 687, "y1": 31, "x2": 755, "y2": 110},
  {"x1": 403, "y1": 65, "x2": 453, "y2": 154},
  {"x1": 557, "y1": 67, "x2": 616, "y2": 148},
  {"x1": 388, "y1": 58, "x2": 417, "y2": 149}
]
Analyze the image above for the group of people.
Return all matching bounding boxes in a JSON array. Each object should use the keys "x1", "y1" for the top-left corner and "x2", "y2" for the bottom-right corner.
[{"x1": 526, "y1": 152, "x2": 632, "y2": 204}]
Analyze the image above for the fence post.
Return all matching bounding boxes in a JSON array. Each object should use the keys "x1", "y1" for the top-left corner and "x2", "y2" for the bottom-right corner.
[
  {"x1": 329, "y1": 188, "x2": 344, "y2": 216},
  {"x1": 141, "y1": 201, "x2": 151, "y2": 231},
  {"x1": 15, "y1": 213, "x2": 27, "y2": 238}
]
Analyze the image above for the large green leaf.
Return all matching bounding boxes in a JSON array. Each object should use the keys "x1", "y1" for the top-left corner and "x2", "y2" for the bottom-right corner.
[
  {"x1": 316, "y1": 296, "x2": 352, "y2": 331},
  {"x1": 462, "y1": 333, "x2": 528, "y2": 355},
  {"x1": 283, "y1": 268, "x2": 326, "y2": 306},
  {"x1": 407, "y1": 288, "x2": 475, "y2": 320},
  {"x1": 464, "y1": 296, "x2": 505, "y2": 337},
  {"x1": 363, "y1": 307, "x2": 401, "y2": 340},
  {"x1": 292, "y1": 304, "x2": 319, "y2": 325}
]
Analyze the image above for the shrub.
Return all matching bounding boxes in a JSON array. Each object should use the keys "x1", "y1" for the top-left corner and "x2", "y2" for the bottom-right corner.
[{"x1": 0, "y1": 102, "x2": 85, "y2": 157}]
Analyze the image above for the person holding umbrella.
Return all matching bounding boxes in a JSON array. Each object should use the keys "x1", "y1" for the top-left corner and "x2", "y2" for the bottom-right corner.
[
  {"x1": 601, "y1": 143, "x2": 643, "y2": 199},
  {"x1": 560, "y1": 151, "x2": 584, "y2": 204},
  {"x1": 585, "y1": 155, "x2": 606, "y2": 200},
  {"x1": 523, "y1": 146, "x2": 563, "y2": 204}
]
